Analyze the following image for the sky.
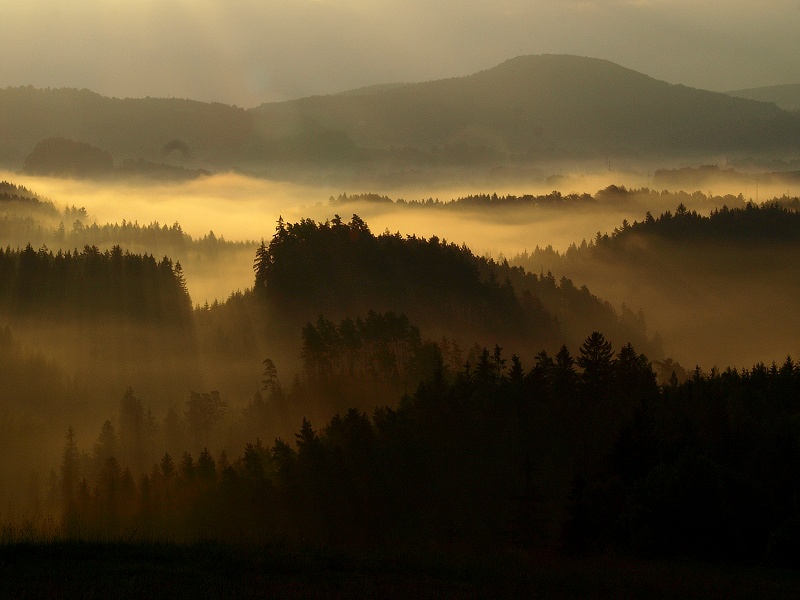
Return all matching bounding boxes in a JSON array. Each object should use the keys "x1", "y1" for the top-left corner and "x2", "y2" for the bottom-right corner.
[{"x1": 1, "y1": 0, "x2": 799, "y2": 107}]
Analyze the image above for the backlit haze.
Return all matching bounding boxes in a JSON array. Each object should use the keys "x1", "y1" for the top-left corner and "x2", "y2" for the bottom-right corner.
[
  {"x1": 3, "y1": 1, "x2": 800, "y2": 106},
  {"x1": 5, "y1": 1, "x2": 800, "y2": 576},
  {"x1": 5, "y1": 168, "x2": 792, "y2": 310}
]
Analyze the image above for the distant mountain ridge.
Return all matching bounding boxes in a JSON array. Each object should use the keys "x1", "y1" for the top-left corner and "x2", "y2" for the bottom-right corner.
[
  {"x1": 259, "y1": 54, "x2": 791, "y2": 156},
  {"x1": 1, "y1": 55, "x2": 799, "y2": 172},
  {"x1": 727, "y1": 83, "x2": 800, "y2": 112},
  {"x1": 0, "y1": 86, "x2": 254, "y2": 169}
]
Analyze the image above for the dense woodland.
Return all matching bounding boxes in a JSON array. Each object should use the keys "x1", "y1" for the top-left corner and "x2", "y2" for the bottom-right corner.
[
  {"x1": 0, "y1": 179, "x2": 255, "y2": 309},
  {"x1": 0, "y1": 244, "x2": 191, "y2": 324},
  {"x1": 2, "y1": 177, "x2": 800, "y2": 576},
  {"x1": 4, "y1": 49, "x2": 800, "y2": 595},
  {"x1": 247, "y1": 213, "x2": 655, "y2": 359},
  {"x1": 514, "y1": 197, "x2": 800, "y2": 261},
  {"x1": 512, "y1": 196, "x2": 800, "y2": 366},
  {"x1": 44, "y1": 332, "x2": 800, "y2": 566}
]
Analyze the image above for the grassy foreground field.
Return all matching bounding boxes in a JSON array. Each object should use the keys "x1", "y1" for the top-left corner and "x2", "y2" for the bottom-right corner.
[{"x1": 2, "y1": 540, "x2": 800, "y2": 599}]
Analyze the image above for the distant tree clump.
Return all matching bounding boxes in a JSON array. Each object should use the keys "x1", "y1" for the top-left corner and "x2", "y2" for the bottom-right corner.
[{"x1": 23, "y1": 137, "x2": 114, "y2": 178}]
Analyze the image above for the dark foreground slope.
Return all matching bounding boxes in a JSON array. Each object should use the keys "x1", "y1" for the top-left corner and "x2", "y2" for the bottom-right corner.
[{"x1": 29, "y1": 332, "x2": 800, "y2": 582}]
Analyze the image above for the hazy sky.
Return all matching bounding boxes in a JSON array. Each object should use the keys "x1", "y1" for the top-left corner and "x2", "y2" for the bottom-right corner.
[{"x1": 2, "y1": 1, "x2": 799, "y2": 107}]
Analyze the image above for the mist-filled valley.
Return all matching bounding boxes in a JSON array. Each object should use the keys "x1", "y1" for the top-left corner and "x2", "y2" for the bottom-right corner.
[
  {"x1": 4, "y1": 52, "x2": 800, "y2": 596},
  {"x1": 3, "y1": 166, "x2": 800, "y2": 543}
]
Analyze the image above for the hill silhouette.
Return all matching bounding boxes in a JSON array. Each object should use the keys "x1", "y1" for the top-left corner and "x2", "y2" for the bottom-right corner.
[
  {"x1": 512, "y1": 196, "x2": 800, "y2": 366},
  {"x1": 728, "y1": 83, "x2": 800, "y2": 112},
  {"x1": 20, "y1": 137, "x2": 210, "y2": 181},
  {"x1": 0, "y1": 87, "x2": 255, "y2": 169},
  {"x1": 2, "y1": 56, "x2": 799, "y2": 173},
  {"x1": 23, "y1": 137, "x2": 114, "y2": 178},
  {"x1": 242, "y1": 214, "x2": 657, "y2": 361},
  {"x1": 256, "y1": 54, "x2": 797, "y2": 159}
]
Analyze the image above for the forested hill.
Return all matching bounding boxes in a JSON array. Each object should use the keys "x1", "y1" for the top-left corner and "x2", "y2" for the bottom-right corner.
[
  {"x1": 512, "y1": 201, "x2": 800, "y2": 366},
  {"x1": 53, "y1": 336, "x2": 800, "y2": 565},
  {"x1": 0, "y1": 180, "x2": 64, "y2": 221},
  {"x1": 251, "y1": 215, "x2": 655, "y2": 358},
  {"x1": 0, "y1": 87, "x2": 254, "y2": 168},
  {"x1": 0, "y1": 180, "x2": 50, "y2": 204},
  {"x1": 2, "y1": 55, "x2": 799, "y2": 172},
  {"x1": 257, "y1": 54, "x2": 797, "y2": 158},
  {"x1": 517, "y1": 201, "x2": 800, "y2": 262}
]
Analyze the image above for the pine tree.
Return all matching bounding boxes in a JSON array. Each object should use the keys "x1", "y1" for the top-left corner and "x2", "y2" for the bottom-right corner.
[
  {"x1": 577, "y1": 332, "x2": 615, "y2": 396},
  {"x1": 60, "y1": 426, "x2": 80, "y2": 517}
]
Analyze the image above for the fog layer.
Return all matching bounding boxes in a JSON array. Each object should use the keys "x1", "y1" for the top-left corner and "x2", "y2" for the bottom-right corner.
[{"x1": 7, "y1": 168, "x2": 796, "y2": 303}]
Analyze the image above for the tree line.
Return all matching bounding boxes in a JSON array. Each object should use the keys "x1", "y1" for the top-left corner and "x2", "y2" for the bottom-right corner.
[
  {"x1": 0, "y1": 244, "x2": 192, "y2": 325},
  {"x1": 52, "y1": 333, "x2": 651, "y2": 544},
  {"x1": 1, "y1": 197, "x2": 250, "y2": 269},
  {"x1": 301, "y1": 311, "x2": 423, "y2": 383},
  {"x1": 515, "y1": 200, "x2": 800, "y2": 269},
  {"x1": 250, "y1": 214, "x2": 656, "y2": 358},
  {"x1": 49, "y1": 330, "x2": 800, "y2": 564},
  {"x1": 329, "y1": 186, "x2": 756, "y2": 212}
]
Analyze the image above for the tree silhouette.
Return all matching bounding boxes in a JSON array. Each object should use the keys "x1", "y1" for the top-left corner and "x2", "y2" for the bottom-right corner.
[
  {"x1": 261, "y1": 358, "x2": 278, "y2": 392},
  {"x1": 577, "y1": 332, "x2": 615, "y2": 398},
  {"x1": 59, "y1": 426, "x2": 80, "y2": 522}
]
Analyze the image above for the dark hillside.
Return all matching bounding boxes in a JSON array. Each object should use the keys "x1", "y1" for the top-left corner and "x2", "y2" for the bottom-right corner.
[
  {"x1": 0, "y1": 244, "x2": 199, "y2": 400},
  {"x1": 0, "y1": 244, "x2": 192, "y2": 325},
  {"x1": 512, "y1": 199, "x2": 800, "y2": 366},
  {"x1": 248, "y1": 215, "x2": 655, "y2": 359}
]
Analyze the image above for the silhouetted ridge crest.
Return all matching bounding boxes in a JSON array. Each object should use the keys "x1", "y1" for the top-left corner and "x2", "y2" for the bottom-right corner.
[
  {"x1": 511, "y1": 196, "x2": 800, "y2": 366},
  {"x1": 728, "y1": 83, "x2": 800, "y2": 112},
  {"x1": 253, "y1": 215, "x2": 654, "y2": 354},
  {"x1": 591, "y1": 201, "x2": 800, "y2": 247},
  {"x1": 2, "y1": 55, "x2": 798, "y2": 171},
  {"x1": 254, "y1": 214, "x2": 552, "y2": 345},
  {"x1": 258, "y1": 53, "x2": 793, "y2": 157}
]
